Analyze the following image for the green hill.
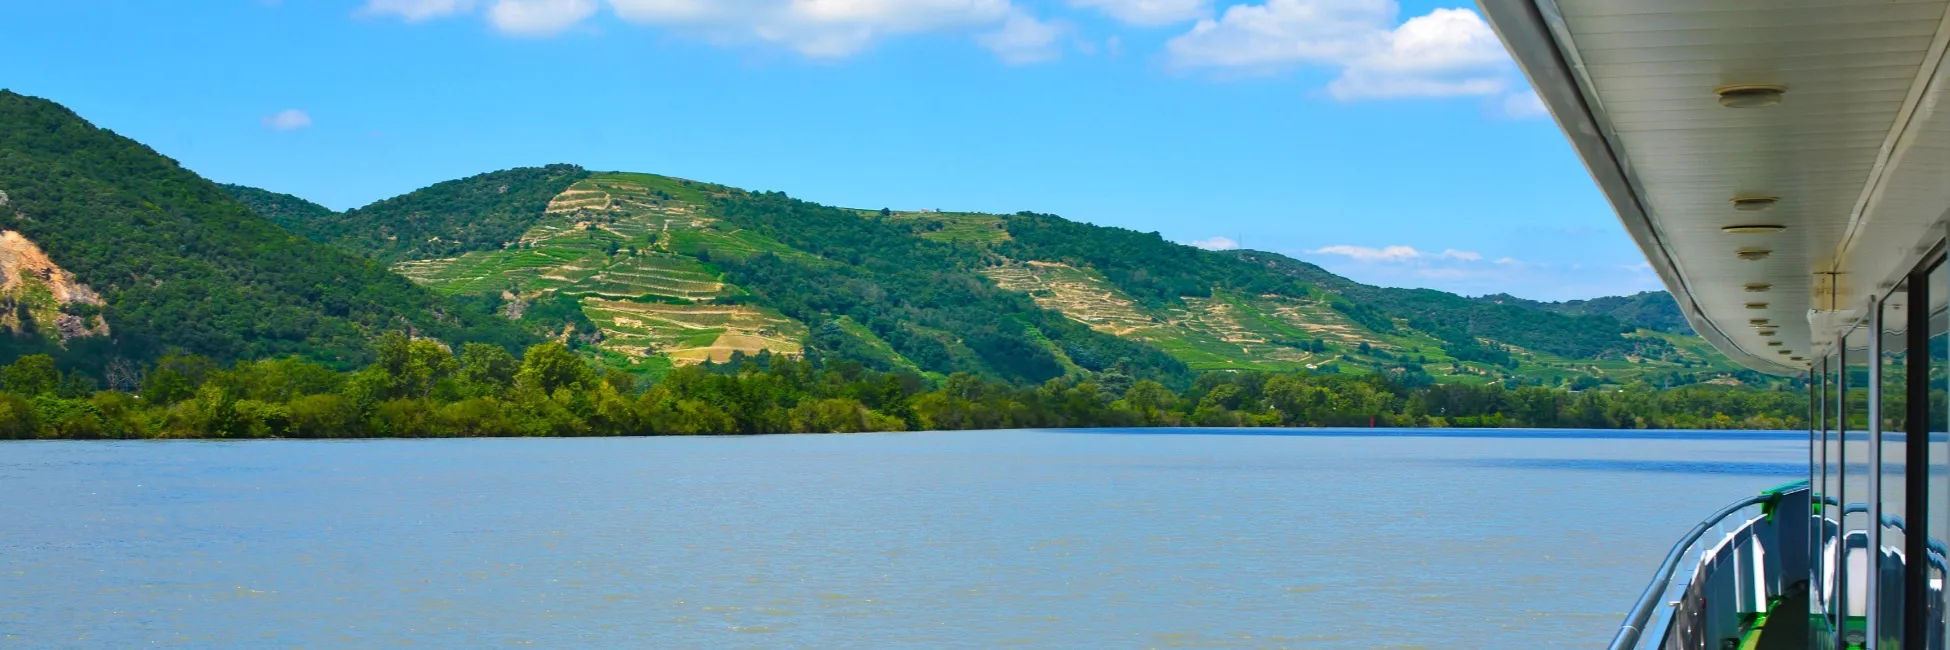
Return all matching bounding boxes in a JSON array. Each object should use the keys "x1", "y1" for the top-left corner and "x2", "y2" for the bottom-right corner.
[
  {"x1": 1480, "y1": 290, "x2": 1694, "y2": 335},
  {"x1": 242, "y1": 170, "x2": 1183, "y2": 385},
  {"x1": 302, "y1": 164, "x2": 590, "y2": 263},
  {"x1": 235, "y1": 164, "x2": 1766, "y2": 390},
  {"x1": 218, "y1": 183, "x2": 335, "y2": 235},
  {"x1": 0, "y1": 90, "x2": 531, "y2": 374}
]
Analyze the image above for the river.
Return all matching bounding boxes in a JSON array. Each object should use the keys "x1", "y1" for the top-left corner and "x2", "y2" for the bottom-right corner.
[{"x1": 0, "y1": 428, "x2": 1804, "y2": 647}]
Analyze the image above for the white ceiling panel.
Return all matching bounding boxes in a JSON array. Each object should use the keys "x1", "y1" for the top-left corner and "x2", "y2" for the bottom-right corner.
[{"x1": 1482, "y1": 0, "x2": 1950, "y2": 372}]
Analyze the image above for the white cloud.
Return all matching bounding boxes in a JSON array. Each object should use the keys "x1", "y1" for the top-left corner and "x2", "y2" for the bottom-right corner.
[
  {"x1": 488, "y1": 0, "x2": 598, "y2": 36},
  {"x1": 359, "y1": 0, "x2": 476, "y2": 21},
  {"x1": 1326, "y1": 8, "x2": 1508, "y2": 100},
  {"x1": 1165, "y1": 0, "x2": 1525, "y2": 104},
  {"x1": 608, "y1": 0, "x2": 1011, "y2": 58},
  {"x1": 1501, "y1": 88, "x2": 1548, "y2": 119},
  {"x1": 364, "y1": 0, "x2": 1030, "y2": 60},
  {"x1": 1309, "y1": 245, "x2": 1492, "y2": 263},
  {"x1": 1312, "y1": 244, "x2": 1421, "y2": 262},
  {"x1": 262, "y1": 109, "x2": 312, "y2": 131},
  {"x1": 1494, "y1": 256, "x2": 1520, "y2": 266},
  {"x1": 978, "y1": 10, "x2": 1067, "y2": 64},
  {"x1": 1166, "y1": 0, "x2": 1391, "y2": 72},
  {"x1": 1069, "y1": 0, "x2": 1210, "y2": 26},
  {"x1": 1187, "y1": 236, "x2": 1240, "y2": 251}
]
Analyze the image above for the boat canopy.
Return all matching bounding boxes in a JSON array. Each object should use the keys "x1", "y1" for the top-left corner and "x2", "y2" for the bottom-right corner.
[{"x1": 1478, "y1": 0, "x2": 1950, "y2": 373}]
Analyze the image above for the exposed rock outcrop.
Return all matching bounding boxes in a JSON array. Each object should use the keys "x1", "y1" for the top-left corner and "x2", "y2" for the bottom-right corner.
[{"x1": 0, "y1": 230, "x2": 109, "y2": 342}]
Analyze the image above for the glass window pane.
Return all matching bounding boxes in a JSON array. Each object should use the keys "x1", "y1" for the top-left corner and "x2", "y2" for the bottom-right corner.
[
  {"x1": 1930, "y1": 260, "x2": 1949, "y2": 648},
  {"x1": 1816, "y1": 353, "x2": 1839, "y2": 647},
  {"x1": 1843, "y1": 324, "x2": 1871, "y2": 647},
  {"x1": 1879, "y1": 284, "x2": 1909, "y2": 649}
]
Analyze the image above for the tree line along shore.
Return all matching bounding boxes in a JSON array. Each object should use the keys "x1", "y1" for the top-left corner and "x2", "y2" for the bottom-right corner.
[{"x1": 0, "y1": 332, "x2": 1817, "y2": 441}]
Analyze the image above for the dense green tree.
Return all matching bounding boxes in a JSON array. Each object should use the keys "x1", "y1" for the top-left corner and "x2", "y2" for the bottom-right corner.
[
  {"x1": 0, "y1": 391, "x2": 38, "y2": 439},
  {"x1": 516, "y1": 341, "x2": 593, "y2": 395},
  {"x1": 2, "y1": 354, "x2": 59, "y2": 396},
  {"x1": 458, "y1": 343, "x2": 519, "y2": 397},
  {"x1": 0, "y1": 328, "x2": 1816, "y2": 440}
]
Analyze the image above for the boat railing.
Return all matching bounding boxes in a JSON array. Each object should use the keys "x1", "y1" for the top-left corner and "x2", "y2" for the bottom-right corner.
[
  {"x1": 1823, "y1": 501, "x2": 1950, "y2": 560},
  {"x1": 1607, "y1": 481, "x2": 1810, "y2": 650}
]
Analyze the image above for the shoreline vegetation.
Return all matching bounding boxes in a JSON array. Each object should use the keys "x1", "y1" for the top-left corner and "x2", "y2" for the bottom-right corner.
[{"x1": 0, "y1": 333, "x2": 1809, "y2": 441}]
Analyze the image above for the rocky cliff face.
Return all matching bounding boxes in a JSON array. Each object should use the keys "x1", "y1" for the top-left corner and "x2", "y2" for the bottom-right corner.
[{"x1": 0, "y1": 230, "x2": 108, "y2": 343}]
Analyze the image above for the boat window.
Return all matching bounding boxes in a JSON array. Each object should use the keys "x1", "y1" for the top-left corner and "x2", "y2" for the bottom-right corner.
[
  {"x1": 1843, "y1": 321, "x2": 1872, "y2": 642},
  {"x1": 1929, "y1": 259, "x2": 1948, "y2": 646},
  {"x1": 1879, "y1": 282, "x2": 1910, "y2": 648},
  {"x1": 1816, "y1": 351, "x2": 1840, "y2": 645}
]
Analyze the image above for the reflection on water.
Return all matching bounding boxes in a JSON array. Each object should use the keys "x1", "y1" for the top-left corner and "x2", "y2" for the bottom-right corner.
[{"x1": 0, "y1": 428, "x2": 1804, "y2": 648}]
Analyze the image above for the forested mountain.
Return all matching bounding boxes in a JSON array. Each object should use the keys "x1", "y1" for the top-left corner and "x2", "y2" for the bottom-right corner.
[
  {"x1": 0, "y1": 89, "x2": 1788, "y2": 446},
  {"x1": 302, "y1": 165, "x2": 589, "y2": 263},
  {"x1": 0, "y1": 91, "x2": 530, "y2": 377},
  {"x1": 218, "y1": 183, "x2": 334, "y2": 234},
  {"x1": 1480, "y1": 291, "x2": 1694, "y2": 335},
  {"x1": 232, "y1": 164, "x2": 1763, "y2": 390}
]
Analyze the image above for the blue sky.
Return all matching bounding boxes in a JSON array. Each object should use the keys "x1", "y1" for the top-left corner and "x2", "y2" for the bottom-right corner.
[{"x1": 1, "y1": 0, "x2": 1660, "y2": 301}]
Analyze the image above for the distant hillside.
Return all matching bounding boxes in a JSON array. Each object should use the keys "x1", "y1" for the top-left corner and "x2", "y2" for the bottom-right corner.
[
  {"x1": 218, "y1": 183, "x2": 335, "y2": 235},
  {"x1": 245, "y1": 165, "x2": 1762, "y2": 389},
  {"x1": 301, "y1": 165, "x2": 590, "y2": 263},
  {"x1": 0, "y1": 91, "x2": 531, "y2": 372},
  {"x1": 1480, "y1": 291, "x2": 1694, "y2": 335},
  {"x1": 356, "y1": 172, "x2": 1187, "y2": 385}
]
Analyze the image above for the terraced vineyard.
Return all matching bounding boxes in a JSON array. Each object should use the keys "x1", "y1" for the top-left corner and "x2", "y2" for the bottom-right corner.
[
  {"x1": 582, "y1": 300, "x2": 806, "y2": 365},
  {"x1": 567, "y1": 253, "x2": 724, "y2": 301},
  {"x1": 985, "y1": 261, "x2": 1339, "y2": 372},
  {"x1": 665, "y1": 228, "x2": 804, "y2": 261},
  {"x1": 393, "y1": 172, "x2": 808, "y2": 368},
  {"x1": 980, "y1": 257, "x2": 1748, "y2": 385},
  {"x1": 985, "y1": 262, "x2": 1153, "y2": 335}
]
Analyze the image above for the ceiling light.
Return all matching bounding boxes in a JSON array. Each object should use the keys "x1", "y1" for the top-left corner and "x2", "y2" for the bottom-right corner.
[
  {"x1": 1729, "y1": 198, "x2": 1780, "y2": 213},
  {"x1": 1767, "y1": 341, "x2": 1784, "y2": 346},
  {"x1": 1750, "y1": 318, "x2": 1771, "y2": 325},
  {"x1": 1791, "y1": 356, "x2": 1806, "y2": 361},
  {"x1": 1724, "y1": 224, "x2": 1785, "y2": 233},
  {"x1": 1778, "y1": 350, "x2": 1794, "y2": 355},
  {"x1": 1737, "y1": 248, "x2": 1772, "y2": 261},
  {"x1": 1746, "y1": 302, "x2": 1769, "y2": 309},
  {"x1": 1716, "y1": 84, "x2": 1787, "y2": 108},
  {"x1": 1745, "y1": 283, "x2": 1772, "y2": 292}
]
